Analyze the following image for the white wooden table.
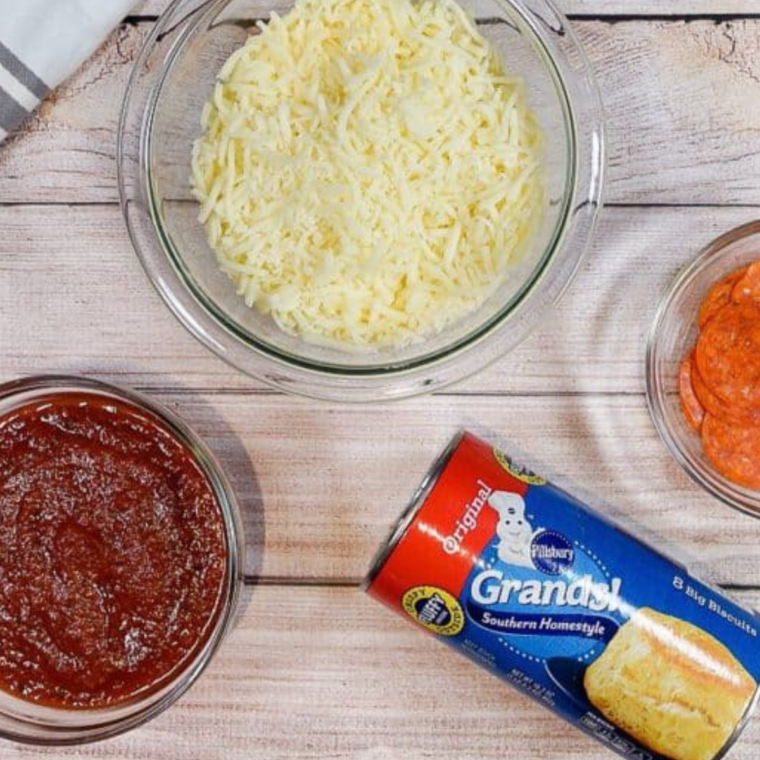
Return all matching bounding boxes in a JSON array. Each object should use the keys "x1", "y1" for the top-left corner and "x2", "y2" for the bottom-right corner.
[{"x1": 2, "y1": 1, "x2": 760, "y2": 758}]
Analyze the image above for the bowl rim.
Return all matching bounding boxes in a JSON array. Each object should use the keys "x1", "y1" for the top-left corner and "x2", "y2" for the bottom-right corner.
[
  {"x1": 118, "y1": 0, "x2": 606, "y2": 401},
  {"x1": 645, "y1": 219, "x2": 760, "y2": 519},
  {"x1": 0, "y1": 374, "x2": 244, "y2": 744}
]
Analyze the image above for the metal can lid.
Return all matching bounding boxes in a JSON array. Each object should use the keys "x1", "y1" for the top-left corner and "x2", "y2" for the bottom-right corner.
[{"x1": 361, "y1": 430, "x2": 465, "y2": 592}]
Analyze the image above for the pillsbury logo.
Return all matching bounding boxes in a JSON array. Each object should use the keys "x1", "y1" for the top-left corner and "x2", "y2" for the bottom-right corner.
[{"x1": 530, "y1": 531, "x2": 574, "y2": 575}]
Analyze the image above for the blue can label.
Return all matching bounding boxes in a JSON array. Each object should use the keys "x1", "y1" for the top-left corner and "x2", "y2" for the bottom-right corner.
[{"x1": 367, "y1": 433, "x2": 760, "y2": 760}]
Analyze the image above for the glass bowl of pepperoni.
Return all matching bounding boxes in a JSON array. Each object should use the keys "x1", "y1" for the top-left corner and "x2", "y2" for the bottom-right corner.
[{"x1": 647, "y1": 219, "x2": 760, "y2": 517}]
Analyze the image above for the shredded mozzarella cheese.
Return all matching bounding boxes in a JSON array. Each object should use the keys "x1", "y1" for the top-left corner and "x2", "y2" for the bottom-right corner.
[{"x1": 191, "y1": 0, "x2": 543, "y2": 349}]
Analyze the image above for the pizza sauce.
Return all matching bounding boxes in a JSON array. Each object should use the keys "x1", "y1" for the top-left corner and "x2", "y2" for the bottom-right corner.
[{"x1": 0, "y1": 391, "x2": 228, "y2": 709}]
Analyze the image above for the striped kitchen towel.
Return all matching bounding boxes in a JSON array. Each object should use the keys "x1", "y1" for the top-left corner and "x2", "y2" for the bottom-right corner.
[{"x1": 0, "y1": 0, "x2": 138, "y2": 142}]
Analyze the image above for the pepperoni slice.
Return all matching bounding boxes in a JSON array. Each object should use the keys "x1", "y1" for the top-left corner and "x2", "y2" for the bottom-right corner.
[
  {"x1": 732, "y1": 260, "x2": 760, "y2": 303},
  {"x1": 678, "y1": 356, "x2": 704, "y2": 431},
  {"x1": 698, "y1": 267, "x2": 747, "y2": 329},
  {"x1": 701, "y1": 414, "x2": 760, "y2": 489},
  {"x1": 691, "y1": 361, "x2": 760, "y2": 426},
  {"x1": 695, "y1": 300, "x2": 760, "y2": 410}
]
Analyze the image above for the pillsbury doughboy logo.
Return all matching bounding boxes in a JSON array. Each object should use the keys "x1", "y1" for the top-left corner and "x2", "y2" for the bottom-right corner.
[
  {"x1": 491, "y1": 491, "x2": 536, "y2": 568},
  {"x1": 490, "y1": 490, "x2": 575, "y2": 575},
  {"x1": 464, "y1": 488, "x2": 624, "y2": 660}
]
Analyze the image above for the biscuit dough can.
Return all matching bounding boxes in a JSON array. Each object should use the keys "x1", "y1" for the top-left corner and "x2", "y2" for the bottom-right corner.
[{"x1": 364, "y1": 431, "x2": 760, "y2": 760}]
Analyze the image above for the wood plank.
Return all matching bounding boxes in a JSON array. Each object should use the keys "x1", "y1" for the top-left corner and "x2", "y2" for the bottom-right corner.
[
  {"x1": 2, "y1": 19, "x2": 760, "y2": 205},
  {"x1": 568, "y1": 0, "x2": 760, "y2": 13},
  {"x1": 566, "y1": 0, "x2": 760, "y2": 13},
  {"x1": 3, "y1": 585, "x2": 760, "y2": 759},
  {"x1": 1, "y1": 204, "x2": 758, "y2": 395},
  {"x1": 132, "y1": 0, "x2": 760, "y2": 18}
]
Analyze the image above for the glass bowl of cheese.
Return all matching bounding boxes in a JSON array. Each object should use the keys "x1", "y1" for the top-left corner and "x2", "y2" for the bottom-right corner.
[{"x1": 118, "y1": 0, "x2": 604, "y2": 401}]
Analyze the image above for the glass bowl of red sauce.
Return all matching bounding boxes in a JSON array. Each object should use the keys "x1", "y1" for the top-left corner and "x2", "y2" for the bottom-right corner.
[
  {"x1": 646, "y1": 220, "x2": 760, "y2": 518},
  {"x1": 0, "y1": 375, "x2": 243, "y2": 744}
]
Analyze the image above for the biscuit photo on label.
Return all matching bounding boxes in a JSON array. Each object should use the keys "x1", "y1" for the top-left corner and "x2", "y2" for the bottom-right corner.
[{"x1": 583, "y1": 607, "x2": 756, "y2": 760}]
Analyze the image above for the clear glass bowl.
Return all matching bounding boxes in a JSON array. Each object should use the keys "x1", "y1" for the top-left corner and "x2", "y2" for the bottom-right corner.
[
  {"x1": 646, "y1": 221, "x2": 760, "y2": 518},
  {"x1": 118, "y1": 0, "x2": 604, "y2": 402},
  {"x1": 0, "y1": 375, "x2": 244, "y2": 744}
]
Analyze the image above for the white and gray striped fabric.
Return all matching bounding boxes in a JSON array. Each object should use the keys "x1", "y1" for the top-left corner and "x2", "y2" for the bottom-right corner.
[{"x1": 0, "y1": 0, "x2": 137, "y2": 142}]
